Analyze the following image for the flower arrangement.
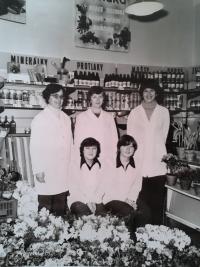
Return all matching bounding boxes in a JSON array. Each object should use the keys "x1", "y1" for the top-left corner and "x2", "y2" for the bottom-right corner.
[
  {"x1": 172, "y1": 121, "x2": 185, "y2": 148},
  {"x1": 175, "y1": 166, "x2": 196, "y2": 190},
  {"x1": 162, "y1": 153, "x2": 189, "y2": 175},
  {"x1": 184, "y1": 125, "x2": 198, "y2": 150},
  {"x1": 0, "y1": 164, "x2": 21, "y2": 199},
  {"x1": 191, "y1": 169, "x2": 200, "y2": 195},
  {"x1": 176, "y1": 166, "x2": 196, "y2": 182},
  {"x1": 0, "y1": 181, "x2": 200, "y2": 266},
  {"x1": 135, "y1": 224, "x2": 192, "y2": 266},
  {"x1": 162, "y1": 153, "x2": 180, "y2": 174},
  {"x1": 192, "y1": 168, "x2": 200, "y2": 185}
]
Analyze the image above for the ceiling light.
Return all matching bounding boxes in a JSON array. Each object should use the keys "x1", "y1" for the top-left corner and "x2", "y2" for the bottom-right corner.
[{"x1": 125, "y1": 0, "x2": 164, "y2": 16}]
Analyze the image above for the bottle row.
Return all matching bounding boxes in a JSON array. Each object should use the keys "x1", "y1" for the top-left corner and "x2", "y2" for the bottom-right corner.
[
  {"x1": 163, "y1": 94, "x2": 183, "y2": 110},
  {"x1": 1, "y1": 86, "x2": 200, "y2": 112},
  {"x1": 193, "y1": 67, "x2": 200, "y2": 89},
  {"x1": 163, "y1": 94, "x2": 200, "y2": 111},
  {"x1": 74, "y1": 71, "x2": 100, "y2": 87},
  {"x1": 0, "y1": 88, "x2": 44, "y2": 107},
  {"x1": 0, "y1": 115, "x2": 16, "y2": 134},
  {"x1": 131, "y1": 66, "x2": 185, "y2": 91},
  {"x1": 131, "y1": 66, "x2": 185, "y2": 83},
  {"x1": 73, "y1": 67, "x2": 186, "y2": 92},
  {"x1": 189, "y1": 100, "x2": 200, "y2": 109},
  {"x1": 65, "y1": 91, "x2": 141, "y2": 111}
]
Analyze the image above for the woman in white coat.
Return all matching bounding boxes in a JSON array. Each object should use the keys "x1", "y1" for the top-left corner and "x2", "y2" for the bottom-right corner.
[
  {"x1": 30, "y1": 83, "x2": 73, "y2": 217},
  {"x1": 74, "y1": 86, "x2": 118, "y2": 168},
  {"x1": 127, "y1": 79, "x2": 170, "y2": 225},
  {"x1": 103, "y1": 135, "x2": 151, "y2": 233},
  {"x1": 69, "y1": 137, "x2": 105, "y2": 217}
]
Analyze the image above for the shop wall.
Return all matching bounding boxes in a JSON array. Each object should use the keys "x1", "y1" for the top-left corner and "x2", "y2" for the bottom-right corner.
[{"x1": 0, "y1": 0, "x2": 195, "y2": 67}]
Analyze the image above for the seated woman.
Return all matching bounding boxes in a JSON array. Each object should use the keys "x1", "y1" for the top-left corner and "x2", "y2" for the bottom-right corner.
[
  {"x1": 68, "y1": 137, "x2": 105, "y2": 217},
  {"x1": 103, "y1": 135, "x2": 151, "y2": 231}
]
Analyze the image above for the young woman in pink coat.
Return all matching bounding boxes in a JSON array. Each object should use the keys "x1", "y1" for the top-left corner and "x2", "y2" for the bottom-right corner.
[
  {"x1": 103, "y1": 135, "x2": 151, "y2": 233},
  {"x1": 127, "y1": 79, "x2": 170, "y2": 225},
  {"x1": 74, "y1": 86, "x2": 118, "y2": 168},
  {"x1": 69, "y1": 137, "x2": 106, "y2": 216}
]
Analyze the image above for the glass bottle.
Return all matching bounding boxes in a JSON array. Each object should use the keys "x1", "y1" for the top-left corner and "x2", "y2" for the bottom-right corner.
[
  {"x1": 3, "y1": 115, "x2": 10, "y2": 132},
  {"x1": 9, "y1": 116, "x2": 16, "y2": 134}
]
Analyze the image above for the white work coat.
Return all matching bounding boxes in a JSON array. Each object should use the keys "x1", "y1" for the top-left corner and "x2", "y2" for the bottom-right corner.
[
  {"x1": 102, "y1": 161, "x2": 142, "y2": 204},
  {"x1": 74, "y1": 108, "x2": 118, "y2": 166},
  {"x1": 30, "y1": 106, "x2": 72, "y2": 195},
  {"x1": 68, "y1": 161, "x2": 104, "y2": 207},
  {"x1": 127, "y1": 104, "x2": 170, "y2": 177}
]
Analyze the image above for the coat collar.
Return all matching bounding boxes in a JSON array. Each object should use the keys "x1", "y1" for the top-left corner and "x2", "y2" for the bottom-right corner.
[
  {"x1": 45, "y1": 105, "x2": 63, "y2": 122},
  {"x1": 88, "y1": 107, "x2": 104, "y2": 119},
  {"x1": 116, "y1": 154, "x2": 135, "y2": 170},
  {"x1": 80, "y1": 157, "x2": 101, "y2": 171},
  {"x1": 140, "y1": 103, "x2": 159, "y2": 123}
]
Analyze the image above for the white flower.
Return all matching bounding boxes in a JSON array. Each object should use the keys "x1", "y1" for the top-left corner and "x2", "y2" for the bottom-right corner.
[
  {"x1": 23, "y1": 216, "x2": 38, "y2": 229},
  {"x1": 38, "y1": 207, "x2": 50, "y2": 222},
  {"x1": 14, "y1": 221, "x2": 28, "y2": 237},
  {"x1": 46, "y1": 223, "x2": 55, "y2": 239},
  {"x1": 0, "y1": 244, "x2": 6, "y2": 258},
  {"x1": 77, "y1": 248, "x2": 84, "y2": 257},
  {"x1": 34, "y1": 226, "x2": 47, "y2": 240},
  {"x1": 136, "y1": 224, "x2": 191, "y2": 254},
  {"x1": 79, "y1": 224, "x2": 97, "y2": 241}
]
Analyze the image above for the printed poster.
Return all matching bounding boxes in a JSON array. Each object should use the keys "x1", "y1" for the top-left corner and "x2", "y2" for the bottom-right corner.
[{"x1": 75, "y1": 0, "x2": 130, "y2": 52}]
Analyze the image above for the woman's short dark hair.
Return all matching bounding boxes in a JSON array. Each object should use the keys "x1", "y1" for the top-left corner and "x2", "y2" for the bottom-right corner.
[
  {"x1": 87, "y1": 86, "x2": 105, "y2": 102},
  {"x1": 80, "y1": 137, "x2": 101, "y2": 159},
  {"x1": 42, "y1": 83, "x2": 65, "y2": 104},
  {"x1": 139, "y1": 79, "x2": 163, "y2": 103},
  {"x1": 117, "y1": 134, "x2": 137, "y2": 154}
]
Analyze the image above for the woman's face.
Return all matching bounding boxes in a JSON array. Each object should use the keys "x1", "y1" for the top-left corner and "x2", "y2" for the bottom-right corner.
[
  {"x1": 120, "y1": 144, "x2": 135, "y2": 158},
  {"x1": 48, "y1": 89, "x2": 64, "y2": 109},
  {"x1": 90, "y1": 93, "x2": 104, "y2": 109},
  {"x1": 143, "y1": 88, "x2": 156, "y2": 103},
  {"x1": 83, "y1": 146, "x2": 98, "y2": 161}
]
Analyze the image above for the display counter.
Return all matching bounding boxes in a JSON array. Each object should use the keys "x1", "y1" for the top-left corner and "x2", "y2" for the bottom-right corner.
[{"x1": 165, "y1": 184, "x2": 200, "y2": 231}]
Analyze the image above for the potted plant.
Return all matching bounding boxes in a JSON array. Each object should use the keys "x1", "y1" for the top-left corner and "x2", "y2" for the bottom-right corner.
[
  {"x1": 194, "y1": 122, "x2": 200, "y2": 162},
  {"x1": 172, "y1": 121, "x2": 185, "y2": 159},
  {"x1": 183, "y1": 125, "x2": 198, "y2": 162},
  {"x1": 176, "y1": 166, "x2": 195, "y2": 190},
  {"x1": 192, "y1": 168, "x2": 200, "y2": 195},
  {"x1": 162, "y1": 153, "x2": 180, "y2": 186}
]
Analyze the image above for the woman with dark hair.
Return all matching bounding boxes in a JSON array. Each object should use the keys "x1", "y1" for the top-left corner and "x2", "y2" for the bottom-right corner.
[
  {"x1": 127, "y1": 79, "x2": 170, "y2": 225},
  {"x1": 69, "y1": 137, "x2": 105, "y2": 217},
  {"x1": 30, "y1": 83, "x2": 73, "y2": 217},
  {"x1": 103, "y1": 135, "x2": 150, "y2": 231},
  {"x1": 74, "y1": 86, "x2": 118, "y2": 168}
]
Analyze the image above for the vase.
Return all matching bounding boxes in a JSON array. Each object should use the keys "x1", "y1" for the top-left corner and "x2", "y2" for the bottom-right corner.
[
  {"x1": 176, "y1": 147, "x2": 185, "y2": 160},
  {"x1": 195, "y1": 150, "x2": 200, "y2": 163},
  {"x1": 179, "y1": 179, "x2": 192, "y2": 190},
  {"x1": 185, "y1": 149, "x2": 195, "y2": 162},
  {"x1": 193, "y1": 183, "x2": 200, "y2": 195},
  {"x1": 166, "y1": 174, "x2": 177, "y2": 186}
]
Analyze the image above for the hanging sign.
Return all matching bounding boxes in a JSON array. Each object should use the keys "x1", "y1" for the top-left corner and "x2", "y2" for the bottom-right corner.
[{"x1": 75, "y1": 0, "x2": 131, "y2": 52}]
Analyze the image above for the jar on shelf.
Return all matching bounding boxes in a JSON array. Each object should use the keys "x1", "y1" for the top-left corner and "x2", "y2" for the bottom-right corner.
[
  {"x1": 3, "y1": 88, "x2": 9, "y2": 105},
  {"x1": 16, "y1": 90, "x2": 22, "y2": 107},
  {"x1": 9, "y1": 89, "x2": 14, "y2": 105},
  {"x1": 30, "y1": 90, "x2": 39, "y2": 106},
  {"x1": 22, "y1": 90, "x2": 29, "y2": 106}
]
